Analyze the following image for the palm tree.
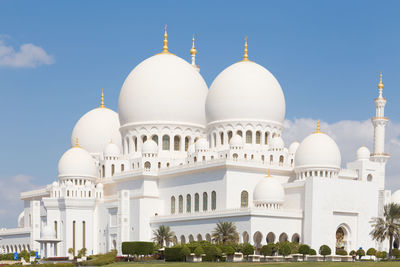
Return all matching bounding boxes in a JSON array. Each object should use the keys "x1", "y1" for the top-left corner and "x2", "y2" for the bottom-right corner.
[
  {"x1": 370, "y1": 203, "x2": 400, "y2": 257},
  {"x1": 212, "y1": 221, "x2": 239, "y2": 244},
  {"x1": 152, "y1": 225, "x2": 175, "y2": 248}
]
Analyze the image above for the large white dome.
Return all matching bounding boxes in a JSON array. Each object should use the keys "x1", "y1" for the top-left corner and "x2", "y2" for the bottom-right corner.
[
  {"x1": 58, "y1": 145, "x2": 98, "y2": 179},
  {"x1": 206, "y1": 61, "x2": 285, "y2": 125},
  {"x1": 118, "y1": 53, "x2": 208, "y2": 128},
  {"x1": 295, "y1": 131, "x2": 341, "y2": 170},
  {"x1": 71, "y1": 107, "x2": 121, "y2": 154}
]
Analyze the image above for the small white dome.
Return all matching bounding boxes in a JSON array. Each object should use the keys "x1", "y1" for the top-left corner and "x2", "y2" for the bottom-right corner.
[
  {"x1": 253, "y1": 175, "x2": 285, "y2": 206},
  {"x1": 269, "y1": 136, "x2": 285, "y2": 150},
  {"x1": 142, "y1": 140, "x2": 158, "y2": 154},
  {"x1": 195, "y1": 138, "x2": 209, "y2": 151},
  {"x1": 71, "y1": 107, "x2": 122, "y2": 154},
  {"x1": 97, "y1": 183, "x2": 104, "y2": 189},
  {"x1": 230, "y1": 135, "x2": 244, "y2": 148},
  {"x1": 295, "y1": 131, "x2": 341, "y2": 170},
  {"x1": 52, "y1": 181, "x2": 58, "y2": 187},
  {"x1": 206, "y1": 61, "x2": 285, "y2": 125},
  {"x1": 58, "y1": 146, "x2": 98, "y2": 179},
  {"x1": 288, "y1": 141, "x2": 300, "y2": 154},
  {"x1": 118, "y1": 53, "x2": 208, "y2": 128},
  {"x1": 41, "y1": 225, "x2": 56, "y2": 240},
  {"x1": 392, "y1": 190, "x2": 400, "y2": 204},
  {"x1": 104, "y1": 142, "x2": 120, "y2": 157},
  {"x1": 356, "y1": 146, "x2": 370, "y2": 160}
]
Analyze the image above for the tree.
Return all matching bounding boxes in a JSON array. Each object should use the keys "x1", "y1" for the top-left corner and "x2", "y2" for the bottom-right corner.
[
  {"x1": 370, "y1": 203, "x2": 400, "y2": 257},
  {"x1": 152, "y1": 225, "x2": 175, "y2": 248},
  {"x1": 18, "y1": 250, "x2": 29, "y2": 262},
  {"x1": 298, "y1": 244, "x2": 310, "y2": 260},
  {"x1": 223, "y1": 246, "x2": 235, "y2": 256},
  {"x1": 392, "y1": 248, "x2": 400, "y2": 258},
  {"x1": 356, "y1": 249, "x2": 365, "y2": 260},
  {"x1": 241, "y1": 243, "x2": 254, "y2": 260},
  {"x1": 211, "y1": 221, "x2": 239, "y2": 245},
  {"x1": 376, "y1": 251, "x2": 387, "y2": 260},
  {"x1": 366, "y1": 248, "x2": 376, "y2": 257},
  {"x1": 194, "y1": 246, "x2": 204, "y2": 257},
  {"x1": 68, "y1": 248, "x2": 74, "y2": 257},
  {"x1": 77, "y1": 248, "x2": 87, "y2": 258},
  {"x1": 319, "y1": 245, "x2": 331, "y2": 261},
  {"x1": 279, "y1": 242, "x2": 291, "y2": 258},
  {"x1": 260, "y1": 243, "x2": 276, "y2": 256},
  {"x1": 309, "y1": 249, "x2": 317, "y2": 255},
  {"x1": 180, "y1": 246, "x2": 191, "y2": 261}
]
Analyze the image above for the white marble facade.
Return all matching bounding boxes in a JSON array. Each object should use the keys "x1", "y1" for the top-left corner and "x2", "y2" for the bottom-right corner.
[{"x1": 0, "y1": 31, "x2": 397, "y2": 257}]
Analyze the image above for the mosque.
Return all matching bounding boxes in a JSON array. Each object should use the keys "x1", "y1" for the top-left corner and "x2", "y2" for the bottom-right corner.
[{"x1": 0, "y1": 27, "x2": 397, "y2": 257}]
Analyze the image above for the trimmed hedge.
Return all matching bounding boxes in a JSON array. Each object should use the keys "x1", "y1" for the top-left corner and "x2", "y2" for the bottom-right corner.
[
  {"x1": 121, "y1": 241, "x2": 154, "y2": 256},
  {"x1": 165, "y1": 247, "x2": 184, "y2": 262},
  {"x1": 81, "y1": 251, "x2": 117, "y2": 266},
  {"x1": 0, "y1": 253, "x2": 14, "y2": 260}
]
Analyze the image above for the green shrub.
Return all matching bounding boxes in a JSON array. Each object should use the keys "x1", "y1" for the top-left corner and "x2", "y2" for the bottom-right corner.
[
  {"x1": 336, "y1": 248, "x2": 347, "y2": 255},
  {"x1": 278, "y1": 242, "x2": 291, "y2": 257},
  {"x1": 309, "y1": 249, "x2": 317, "y2": 255},
  {"x1": 298, "y1": 244, "x2": 310, "y2": 259},
  {"x1": 319, "y1": 245, "x2": 331, "y2": 260},
  {"x1": 349, "y1": 250, "x2": 357, "y2": 256},
  {"x1": 260, "y1": 243, "x2": 276, "y2": 256},
  {"x1": 223, "y1": 246, "x2": 235, "y2": 255},
  {"x1": 392, "y1": 248, "x2": 400, "y2": 258},
  {"x1": 121, "y1": 241, "x2": 154, "y2": 256},
  {"x1": 194, "y1": 246, "x2": 204, "y2": 257},
  {"x1": 356, "y1": 249, "x2": 365, "y2": 260},
  {"x1": 18, "y1": 250, "x2": 30, "y2": 262},
  {"x1": 0, "y1": 253, "x2": 14, "y2": 261},
  {"x1": 203, "y1": 244, "x2": 218, "y2": 261},
  {"x1": 77, "y1": 248, "x2": 87, "y2": 258},
  {"x1": 30, "y1": 251, "x2": 36, "y2": 257},
  {"x1": 241, "y1": 243, "x2": 254, "y2": 258},
  {"x1": 180, "y1": 245, "x2": 191, "y2": 260},
  {"x1": 165, "y1": 247, "x2": 184, "y2": 262},
  {"x1": 81, "y1": 250, "x2": 117, "y2": 266},
  {"x1": 366, "y1": 248, "x2": 376, "y2": 256},
  {"x1": 376, "y1": 251, "x2": 387, "y2": 259}
]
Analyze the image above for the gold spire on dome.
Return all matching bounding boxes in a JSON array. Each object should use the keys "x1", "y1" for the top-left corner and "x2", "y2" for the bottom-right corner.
[
  {"x1": 378, "y1": 72, "x2": 384, "y2": 90},
  {"x1": 161, "y1": 24, "x2": 169, "y2": 54},
  {"x1": 100, "y1": 88, "x2": 105, "y2": 108},
  {"x1": 190, "y1": 34, "x2": 197, "y2": 55},
  {"x1": 74, "y1": 137, "x2": 80, "y2": 148},
  {"x1": 242, "y1": 36, "x2": 249, "y2": 61},
  {"x1": 313, "y1": 120, "x2": 322, "y2": 134}
]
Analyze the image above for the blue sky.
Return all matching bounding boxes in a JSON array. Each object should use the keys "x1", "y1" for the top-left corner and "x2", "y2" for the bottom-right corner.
[{"x1": 0, "y1": 1, "x2": 399, "y2": 227}]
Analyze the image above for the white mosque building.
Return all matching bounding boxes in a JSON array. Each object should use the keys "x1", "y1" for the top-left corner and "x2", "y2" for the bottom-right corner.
[{"x1": 0, "y1": 28, "x2": 398, "y2": 257}]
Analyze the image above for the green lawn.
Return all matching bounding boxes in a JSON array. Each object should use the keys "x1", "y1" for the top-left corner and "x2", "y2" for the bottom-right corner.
[{"x1": 107, "y1": 262, "x2": 400, "y2": 267}]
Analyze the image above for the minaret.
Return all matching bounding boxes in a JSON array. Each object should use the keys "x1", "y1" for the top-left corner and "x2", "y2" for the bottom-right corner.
[
  {"x1": 371, "y1": 73, "x2": 390, "y2": 162},
  {"x1": 190, "y1": 34, "x2": 200, "y2": 72}
]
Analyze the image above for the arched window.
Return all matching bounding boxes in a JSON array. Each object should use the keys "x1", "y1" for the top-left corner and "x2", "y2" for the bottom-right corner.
[
  {"x1": 266, "y1": 232, "x2": 275, "y2": 243},
  {"x1": 237, "y1": 130, "x2": 242, "y2": 137},
  {"x1": 246, "y1": 130, "x2": 252, "y2": 144},
  {"x1": 54, "y1": 221, "x2": 58, "y2": 239},
  {"x1": 171, "y1": 196, "x2": 176, "y2": 214},
  {"x1": 82, "y1": 220, "x2": 86, "y2": 249},
  {"x1": 228, "y1": 131, "x2": 233, "y2": 143},
  {"x1": 220, "y1": 132, "x2": 224, "y2": 145},
  {"x1": 279, "y1": 233, "x2": 288, "y2": 242},
  {"x1": 162, "y1": 135, "x2": 170, "y2": 150},
  {"x1": 211, "y1": 191, "x2": 216, "y2": 210},
  {"x1": 265, "y1": 132, "x2": 269, "y2": 145},
  {"x1": 241, "y1": 191, "x2": 249, "y2": 208},
  {"x1": 152, "y1": 135, "x2": 158, "y2": 145},
  {"x1": 144, "y1": 161, "x2": 151, "y2": 170},
  {"x1": 174, "y1": 136, "x2": 180, "y2": 151},
  {"x1": 194, "y1": 156, "x2": 197, "y2": 163},
  {"x1": 213, "y1": 133, "x2": 217, "y2": 147},
  {"x1": 206, "y1": 233, "x2": 211, "y2": 242},
  {"x1": 261, "y1": 155, "x2": 265, "y2": 163},
  {"x1": 292, "y1": 233, "x2": 300, "y2": 243},
  {"x1": 178, "y1": 195, "x2": 183, "y2": 213},
  {"x1": 134, "y1": 137, "x2": 138, "y2": 152},
  {"x1": 253, "y1": 231, "x2": 263, "y2": 249},
  {"x1": 180, "y1": 235, "x2": 186, "y2": 244},
  {"x1": 189, "y1": 234, "x2": 194, "y2": 243},
  {"x1": 158, "y1": 162, "x2": 161, "y2": 169},
  {"x1": 186, "y1": 194, "x2": 191, "y2": 213},
  {"x1": 121, "y1": 164, "x2": 124, "y2": 172},
  {"x1": 125, "y1": 137, "x2": 130, "y2": 154},
  {"x1": 197, "y1": 234, "x2": 203, "y2": 241},
  {"x1": 194, "y1": 193, "x2": 199, "y2": 212},
  {"x1": 233, "y1": 153, "x2": 238, "y2": 159},
  {"x1": 142, "y1": 135, "x2": 147, "y2": 144},
  {"x1": 111, "y1": 164, "x2": 115, "y2": 176},
  {"x1": 367, "y1": 174, "x2": 373, "y2": 181},
  {"x1": 185, "y1": 137, "x2": 190, "y2": 151},
  {"x1": 102, "y1": 165, "x2": 105, "y2": 178},
  {"x1": 256, "y1": 131, "x2": 261, "y2": 144},
  {"x1": 270, "y1": 155, "x2": 273, "y2": 163},
  {"x1": 242, "y1": 231, "x2": 249, "y2": 243},
  {"x1": 203, "y1": 192, "x2": 208, "y2": 211},
  {"x1": 279, "y1": 155, "x2": 284, "y2": 165}
]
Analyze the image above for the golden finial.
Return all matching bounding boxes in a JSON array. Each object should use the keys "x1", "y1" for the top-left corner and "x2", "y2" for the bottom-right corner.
[
  {"x1": 161, "y1": 24, "x2": 169, "y2": 54},
  {"x1": 100, "y1": 88, "x2": 105, "y2": 108},
  {"x1": 313, "y1": 120, "x2": 322, "y2": 133},
  {"x1": 378, "y1": 72, "x2": 384, "y2": 90},
  {"x1": 74, "y1": 137, "x2": 80, "y2": 148},
  {"x1": 190, "y1": 34, "x2": 197, "y2": 56},
  {"x1": 110, "y1": 139, "x2": 113, "y2": 144},
  {"x1": 267, "y1": 169, "x2": 271, "y2": 177},
  {"x1": 242, "y1": 36, "x2": 249, "y2": 61}
]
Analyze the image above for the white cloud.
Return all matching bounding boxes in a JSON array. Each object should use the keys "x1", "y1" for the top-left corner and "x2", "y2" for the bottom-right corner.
[
  {"x1": 282, "y1": 118, "x2": 400, "y2": 191},
  {"x1": 0, "y1": 39, "x2": 54, "y2": 68},
  {"x1": 0, "y1": 174, "x2": 39, "y2": 228}
]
